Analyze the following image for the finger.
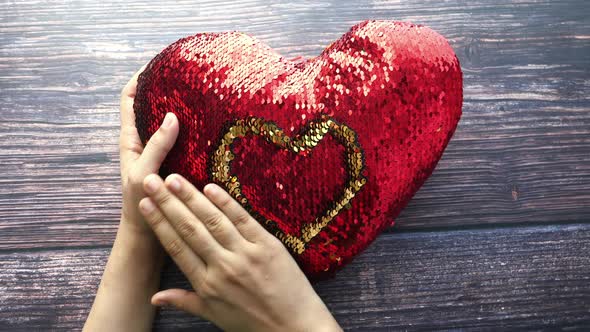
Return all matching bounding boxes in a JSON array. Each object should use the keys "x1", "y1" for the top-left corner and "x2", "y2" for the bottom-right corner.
[
  {"x1": 165, "y1": 174, "x2": 246, "y2": 249},
  {"x1": 119, "y1": 63, "x2": 149, "y2": 168},
  {"x1": 135, "y1": 112, "x2": 179, "y2": 174},
  {"x1": 203, "y1": 183, "x2": 268, "y2": 243},
  {"x1": 152, "y1": 289, "x2": 207, "y2": 318},
  {"x1": 139, "y1": 197, "x2": 206, "y2": 280},
  {"x1": 120, "y1": 63, "x2": 148, "y2": 127},
  {"x1": 119, "y1": 122, "x2": 144, "y2": 170},
  {"x1": 143, "y1": 174, "x2": 224, "y2": 261}
]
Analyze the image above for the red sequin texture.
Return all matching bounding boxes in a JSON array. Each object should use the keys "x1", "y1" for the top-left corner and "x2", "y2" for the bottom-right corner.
[{"x1": 134, "y1": 20, "x2": 463, "y2": 279}]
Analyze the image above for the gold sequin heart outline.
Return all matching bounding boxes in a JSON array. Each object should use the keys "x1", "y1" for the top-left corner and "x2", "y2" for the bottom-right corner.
[{"x1": 210, "y1": 115, "x2": 366, "y2": 254}]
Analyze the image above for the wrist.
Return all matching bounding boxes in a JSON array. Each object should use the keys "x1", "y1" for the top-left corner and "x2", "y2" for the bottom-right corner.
[
  {"x1": 85, "y1": 215, "x2": 164, "y2": 332},
  {"x1": 114, "y1": 216, "x2": 165, "y2": 273},
  {"x1": 288, "y1": 296, "x2": 341, "y2": 332},
  {"x1": 315, "y1": 319, "x2": 342, "y2": 332},
  {"x1": 302, "y1": 311, "x2": 341, "y2": 332},
  {"x1": 120, "y1": 205, "x2": 153, "y2": 235}
]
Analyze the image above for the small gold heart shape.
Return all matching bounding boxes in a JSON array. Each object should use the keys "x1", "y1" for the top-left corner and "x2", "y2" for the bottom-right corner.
[{"x1": 210, "y1": 115, "x2": 366, "y2": 254}]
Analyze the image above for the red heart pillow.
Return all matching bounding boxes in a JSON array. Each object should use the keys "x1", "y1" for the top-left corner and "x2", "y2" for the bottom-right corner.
[{"x1": 134, "y1": 20, "x2": 462, "y2": 279}]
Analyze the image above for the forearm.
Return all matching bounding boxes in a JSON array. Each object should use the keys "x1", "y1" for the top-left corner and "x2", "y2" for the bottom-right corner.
[{"x1": 84, "y1": 219, "x2": 164, "y2": 332}]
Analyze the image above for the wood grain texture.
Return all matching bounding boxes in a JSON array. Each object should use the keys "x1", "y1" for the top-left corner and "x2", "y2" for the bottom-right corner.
[
  {"x1": 1, "y1": 224, "x2": 589, "y2": 331},
  {"x1": 0, "y1": 0, "x2": 589, "y2": 250}
]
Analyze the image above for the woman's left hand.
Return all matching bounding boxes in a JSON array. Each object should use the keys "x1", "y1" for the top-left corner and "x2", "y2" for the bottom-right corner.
[
  {"x1": 84, "y1": 66, "x2": 180, "y2": 332},
  {"x1": 118, "y1": 65, "x2": 179, "y2": 235}
]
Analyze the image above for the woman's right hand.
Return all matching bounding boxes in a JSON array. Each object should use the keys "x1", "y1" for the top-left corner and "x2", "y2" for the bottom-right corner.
[{"x1": 138, "y1": 173, "x2": 342, "y2": 332}]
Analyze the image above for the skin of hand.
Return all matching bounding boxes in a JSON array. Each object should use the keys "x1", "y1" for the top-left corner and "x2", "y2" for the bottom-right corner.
[
  {"x1": 84, "y1": 66, "x2": 180, "y2": 331},
  {"x1": 138, "y1": 173, "x2": 343, "y2": 332}
]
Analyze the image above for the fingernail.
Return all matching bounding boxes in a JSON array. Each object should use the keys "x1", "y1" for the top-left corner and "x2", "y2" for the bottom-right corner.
[
  {"x1": 168, "y1": 177, "x2": 181, "y2": 192},
  {"x1": 162, "y1": 113, "x2": 173, "y2": 128},
  {"x1": 140, "y1": 198, "x2": 156, "y2": 213},
  {"x1": 205, "y1": 183, "x2": 220, "y2": 196},
  {"x1": 145, "y1": 175, "x2": 160, "y2": 193}
]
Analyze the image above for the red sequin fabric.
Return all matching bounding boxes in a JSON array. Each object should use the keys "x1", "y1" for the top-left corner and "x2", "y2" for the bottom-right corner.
[{"x1": 134, "y1": 20, "x2": 463, "y2": 279}]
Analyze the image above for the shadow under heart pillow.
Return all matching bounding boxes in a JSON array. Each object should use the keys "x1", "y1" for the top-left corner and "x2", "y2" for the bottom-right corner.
[{"x1": 134, "y1": 20, "x2": 463, "y2": 279}]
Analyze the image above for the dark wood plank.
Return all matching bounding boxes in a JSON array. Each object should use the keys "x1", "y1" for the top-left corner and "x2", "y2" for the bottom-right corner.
[
  {"x1": 1, "y1": 0, "x2": 589, "y2": 250},
  {"x1": 1, "y1": 224, "x2": 589, "y2": 331}
]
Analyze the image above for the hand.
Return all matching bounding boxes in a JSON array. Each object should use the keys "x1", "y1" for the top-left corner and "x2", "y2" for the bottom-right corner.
[
  {"x1": 119, "y1": 66, "x2": 179, "y2": 234},
  {"x1": 84, "y1": 66, "x2": 179, "y2": 332},
  {"x1": 138, "y1": 174, "x2": 342, "y2": 332}
]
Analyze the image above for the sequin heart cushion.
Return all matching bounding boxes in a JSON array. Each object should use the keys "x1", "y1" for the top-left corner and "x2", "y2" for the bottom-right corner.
[{"x1": 134, "y1": 20, "x2": 462, "y2": 279}]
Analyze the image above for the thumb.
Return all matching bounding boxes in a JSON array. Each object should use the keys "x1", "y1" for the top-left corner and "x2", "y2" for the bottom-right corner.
[
  {"x1": 136, "y1": 112, "x2": 179, "y2": 174},
  {"x1": 152, "y1": 288, "x2": 206, "y2": 317}
]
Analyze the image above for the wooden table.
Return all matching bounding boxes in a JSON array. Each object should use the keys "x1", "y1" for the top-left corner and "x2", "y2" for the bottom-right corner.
[{"x1": 1, "y1": 0, "x2": 589, "y2": 330}]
